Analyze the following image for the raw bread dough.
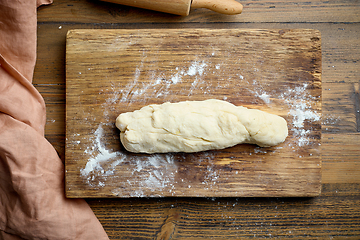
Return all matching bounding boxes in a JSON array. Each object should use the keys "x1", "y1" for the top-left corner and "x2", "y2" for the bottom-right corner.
[{"x1": 116, "y1": 99, "x2": 288, "y2": 153}]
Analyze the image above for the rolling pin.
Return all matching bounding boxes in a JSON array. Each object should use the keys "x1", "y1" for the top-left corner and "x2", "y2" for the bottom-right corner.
[{"x1": 101, "y1": 0, "x2": 243, "y2": 16}]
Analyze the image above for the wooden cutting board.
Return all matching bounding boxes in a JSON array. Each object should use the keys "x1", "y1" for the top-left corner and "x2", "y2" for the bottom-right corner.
[{"x1": 65, "y1": 29, "x2": 322, "y2": 198}]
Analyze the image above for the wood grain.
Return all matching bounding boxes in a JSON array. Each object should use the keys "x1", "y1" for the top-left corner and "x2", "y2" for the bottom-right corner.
[{"x1": 65, "y1": 28, "x2": 321, "y2": 198}]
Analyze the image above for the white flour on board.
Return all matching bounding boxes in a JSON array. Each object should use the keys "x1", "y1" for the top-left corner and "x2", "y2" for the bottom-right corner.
[
  {"x1": 113, "y1": 60, "x2": 217, "y2": 102},
  {"x1": 279, "y1": 83, "x2": 320, "y2": 147},
  {"x1": 249, "y1": 80, "x2": 271, "y2": 104},
  {"x1": 80, "y1": 123, "x2": 180, "y2": 195},
  {"x1": 80, "y1": 124, "x2": 125, "y2": 186},
  {"x1": 115, "y1": 154, "x2": 178, "y2": 197}
]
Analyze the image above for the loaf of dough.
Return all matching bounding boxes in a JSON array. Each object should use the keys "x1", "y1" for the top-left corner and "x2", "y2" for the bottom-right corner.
[{"x1": 115, "y1": 99, "x2": 288, "y2": 153}]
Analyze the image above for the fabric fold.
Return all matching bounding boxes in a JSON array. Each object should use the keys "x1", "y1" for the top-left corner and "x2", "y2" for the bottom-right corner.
[{"x1": 0, "y1": 0, "x2": 109, "y2": 239}]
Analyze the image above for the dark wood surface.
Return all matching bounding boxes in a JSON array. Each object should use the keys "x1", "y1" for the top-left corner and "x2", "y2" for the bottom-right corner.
[{"x1": 35, "y1": 0, "x2": 359, "y2": 238}]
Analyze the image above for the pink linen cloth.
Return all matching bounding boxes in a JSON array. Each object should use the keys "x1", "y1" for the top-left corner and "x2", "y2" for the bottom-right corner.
[{"x1": 0, "y1": 0, "x2": 109, "y2": 239}]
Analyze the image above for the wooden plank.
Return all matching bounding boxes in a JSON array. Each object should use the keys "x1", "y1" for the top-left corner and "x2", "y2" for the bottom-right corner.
[
  {"x1": 322, "y1": 82, "x2": 359, "y2": 133},
  {"x1": 37, "y1": 0, "x2": 360, "y2": 23},
  {"x1": 322, "y1": 133, "x2": 360, "y2": 183},
  {"x1": 65, "y1": 28, "x2": 321, "y2": 198}
]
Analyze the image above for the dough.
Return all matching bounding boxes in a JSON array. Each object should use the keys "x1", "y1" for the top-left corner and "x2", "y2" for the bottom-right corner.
[{"x1": 115, "y1": 99, "x2": 288, "y2": 153}]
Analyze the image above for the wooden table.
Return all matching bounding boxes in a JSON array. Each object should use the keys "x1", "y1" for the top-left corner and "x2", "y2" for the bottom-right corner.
[{"x1": 36, "y1": 0, "x2": 360, "y2": 238}]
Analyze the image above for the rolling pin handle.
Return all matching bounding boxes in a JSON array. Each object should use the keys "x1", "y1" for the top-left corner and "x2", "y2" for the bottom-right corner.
[{"x1": 191, "y1": 0, "x2": 243, "y2": 15}]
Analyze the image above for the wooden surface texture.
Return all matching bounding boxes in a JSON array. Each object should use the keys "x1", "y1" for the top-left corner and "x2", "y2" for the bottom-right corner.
[
  {"x1": 65, "y1": 29, "x2": 321, "y2": 198},
  {"x1": 35, "y1": 0, "x2": 359, "y2": 238}
]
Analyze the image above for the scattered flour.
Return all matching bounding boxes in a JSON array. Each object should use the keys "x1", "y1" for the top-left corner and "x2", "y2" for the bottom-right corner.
[
  {"x1": 110, "y1": 154, "x2": 178, "y2": 197},
  {"x1": 186, "y1": 60, "x2": 207, "y2": 76},
  {"x1": 249, "y1": 80, "x2": 271, "y2": 104},
  {"x1": 80, "y1": 124, "x2": 124, "y2": 182},
  {"x1": 258, "y1": 93, "x2": 271, "y2": 104},
  {"x1": 80, "y1": 124, "x2": 179, "y2": 195},
  {"x1": 289, "y1": 103, "x2": 320, "y2": 128},
  {"x1": 322, "y1": 114, "x2": 340, "y2": 128},
  {"x1": 114, "y1": 60, "x2": 213, "y2": 102},
  {"x1": 279, "y1": 83, "x2": 320, "y2": 147},
  {"x1": 128, "y1": 154, "x2": 177, "y2": 197},
  {"x1": 170, "y1": 67, "x2": 182, "y2": 84}
]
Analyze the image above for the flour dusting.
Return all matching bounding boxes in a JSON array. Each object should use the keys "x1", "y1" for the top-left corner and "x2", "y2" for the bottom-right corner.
[
  {"x1": 290, "y1": 104, "x2": 320, "y2": 128},
  {"x1": 258, "y1": 93, "x2": 271, "y2": 104},
  {"x1": 249, "y1": 80, "x2": 271, "y2": 104},
  {"x1": 80, "y1": 124, "x2": 124, "y2": 183},
  {"x1": 127, "y1": 154, "x2": 177, "y2": 197},
  {"x1": 109, "y1": 154, "x2": 178, "y2": 197},
  {"x1": 80, "y1": 123, "x2": 178, "y2": 194},
  {"x1": 114, "y1": 60, "x2": 212, "y2": 102},
  {"x1": 186, "y1": 60, "x2": 207, "y2": 76},
  {"x1": 280, "y1": 83, "x2": 320, "y2": 147}
]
